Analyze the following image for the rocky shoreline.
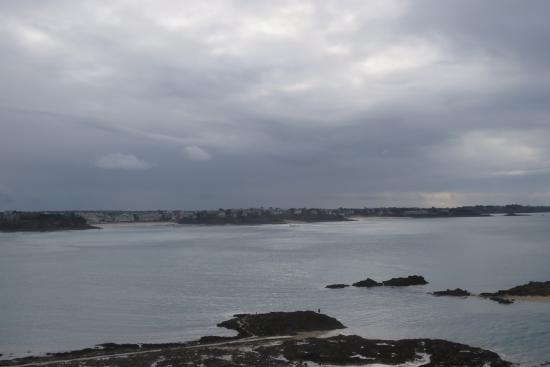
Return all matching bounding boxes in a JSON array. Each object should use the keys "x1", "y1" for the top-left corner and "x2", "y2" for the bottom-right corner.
[{"x1": 0, "y1": 311, "x2": 512, "y2": 367}]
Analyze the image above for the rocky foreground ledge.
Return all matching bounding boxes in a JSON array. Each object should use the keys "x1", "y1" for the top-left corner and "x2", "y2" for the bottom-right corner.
[{"x1": 0, "y1": 311, "x2": 512, "y2": 367}]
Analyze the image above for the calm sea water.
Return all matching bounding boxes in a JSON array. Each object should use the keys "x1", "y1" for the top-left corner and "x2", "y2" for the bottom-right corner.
[{"x1": 1, "y1": 214, "x2": 549, "y2": 365}]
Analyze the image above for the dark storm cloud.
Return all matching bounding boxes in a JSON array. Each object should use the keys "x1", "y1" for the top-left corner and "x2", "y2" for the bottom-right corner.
[{"x1": 1, "y1": 0, "x2": 549, "y2": 210}]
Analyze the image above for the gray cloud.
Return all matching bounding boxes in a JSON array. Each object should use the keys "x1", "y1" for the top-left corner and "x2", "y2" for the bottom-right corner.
[
  {"x1": 1, "y1": 0, "x2": 549, "y2": 210},
  {"x1": 184, "y1": 146, "x2": 211, "y2": 161},
  {"x1": 94, "y1": 153, "x2": 151, "y2": 171}
]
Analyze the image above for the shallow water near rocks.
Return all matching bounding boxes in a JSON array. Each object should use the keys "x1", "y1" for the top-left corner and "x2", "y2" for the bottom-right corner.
[{"x1": 1, "y1": 214, "x2": 549, "y2": 365}]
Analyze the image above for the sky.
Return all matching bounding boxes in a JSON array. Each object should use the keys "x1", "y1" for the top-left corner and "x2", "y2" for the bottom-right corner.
[{"x1": 1, "y1": 0, "x2": 550, "y2": 210}]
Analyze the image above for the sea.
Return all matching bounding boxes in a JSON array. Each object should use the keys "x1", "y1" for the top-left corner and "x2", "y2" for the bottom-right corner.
[{"x1": 1, "y1": 214, "x2": 549, "y2": 365}]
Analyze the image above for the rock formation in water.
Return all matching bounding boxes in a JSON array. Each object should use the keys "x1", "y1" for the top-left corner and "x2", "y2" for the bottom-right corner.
[
  {"x1": 487, "y1": 296, "x2": 515, "y2": 305},
  {"x1": 431, "y1": 288, "x2": 471, "y2": 297},
  {"x1": 352, "y1": 278, "x2": 383, "y2": 287},
  {"x1": 481, "y1": 281, "x2": 550, "y2": 297},
  {"x1": 217, "y1": 310, "x2": 346, "y2": 337},
  {"x1": 382, "y1": 275, "x2": 429, "y2": 286},
  {"x1": 325, "y1": 283, "x2": 350, "y2": 289},
  {"x1": 329, "y1": 275, "x2": 429, "y2": 289}
]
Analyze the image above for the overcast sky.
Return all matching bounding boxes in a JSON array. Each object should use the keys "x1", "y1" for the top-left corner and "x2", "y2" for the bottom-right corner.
[{"x1": 1, "y1": 0, "x2": 550, "y2": 210}]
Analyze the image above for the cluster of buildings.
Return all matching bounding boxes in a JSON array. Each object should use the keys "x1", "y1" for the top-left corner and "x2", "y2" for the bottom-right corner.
[
  {"x1": 76, "y1": 207, "x2": 349, "y2": 224},
  {"x1": 0, "y1": 210, "x2": 21, "y2": 223},
  {"x1": 77, "y1": 211, "x2": 174, "y2": 224}
]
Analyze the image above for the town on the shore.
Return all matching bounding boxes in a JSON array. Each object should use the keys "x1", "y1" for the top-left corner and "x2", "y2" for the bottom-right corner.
[{"x1": 1, "y1": 204, "x2": 549, "y2": 231}]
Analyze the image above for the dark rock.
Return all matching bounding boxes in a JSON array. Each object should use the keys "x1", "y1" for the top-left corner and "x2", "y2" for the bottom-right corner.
[
  {"x1": 432, "y1": 288, "x2": 471, "y2": 297},
  {"x1": 1, "y1": 314, "x2": 512, "y2": 367},
  {"x1": 2, "y1": 335, "x2": 512, "y2": 366},
  {"x1": 198, "y1": 335, "x2": 239, "y2": 344},
  {"x1": 217, "y1": 311, "x2": 346, "y2": 337},
  {"x1": 383, "y1": 275, "x2": 429, "y2": 286},
  {"x1": 483, "y1": 281, "x2": 550, "y2": 297},
  {"x1": 352, "y1": 278, "x2": 382, "y2": 287},
  {"x1": 259, "y1": 335, "x2": 511, "y2": 367},
  {"x1": 325, "y1": 283, "x2": 349, "y2": 289},
  {"x1": 98, "y1": 343, "x2": 141, "y2": 351},
  {"x1": 488, "y1": 296, "x2": 515, "y2": 305}
]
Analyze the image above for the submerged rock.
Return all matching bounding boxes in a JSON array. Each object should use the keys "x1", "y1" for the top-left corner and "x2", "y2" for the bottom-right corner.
[
  {"x1": 488, "y1": 296, "x2": 515, "y2": 305},
  {"x1": 432, "y1": 288, "x2": 471, "y2": 297},
  {"x1": 352, "y1": 278, "x2": 382, "y2": 287},
  {"x1": 325, "y1": 283, "x2": 349, "y2": 289},
  {"x1": 217, "y1": 311, "x2": 346, "y2": 337},
  {"x1": 382, "y1": 275, "x2": 429, "y2": 286}
]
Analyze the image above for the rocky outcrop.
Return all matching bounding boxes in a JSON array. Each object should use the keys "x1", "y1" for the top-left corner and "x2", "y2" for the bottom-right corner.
[
  {"x1": 332, "y1": 275, "x2": 429, "y2": 288},
  {"x1": 481, "y1": 281, "x2": 550, "y2": 297},
  {"x1": 260, "y1": 335, "x2": 511, "y2": 367},
  {"x1": 0, "y1": 312, "x2": 512, "y2": 367},
  {"x1": 352, "y1": 278, "x2": 382, "y2": 287},
  {"x1": 432, "y1": 288, "x2": 471, "y2": 297},
  {"x1": 217, "y1": 311, "x2": 346, "y2": 337},
  {"x1": 476, "y1": 294, "x2": 514, "y2": 305},
  {"x1": 3, "y1": 335, "x2": 511, "y2": 367},
  {"x1": 488, "y1": 296, "x2": 515, "y2": 305},
  {"x1": 480, "y1": 280, "x2": 550, "y2": 304},
  {"x1": 325, "y1": 283, "x2": 349, "y2": 289},
  {"x1": 383, "y1": 275, "x2": 429, "y2": 286}
]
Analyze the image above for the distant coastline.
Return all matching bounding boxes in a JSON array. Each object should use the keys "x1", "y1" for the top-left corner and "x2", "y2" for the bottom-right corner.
[
  {"x1": 1, "y1": 204, "x2": 548, "y2": 232},
  {"x1": 0, "y1": 212, "x2": 97, "y2": 232}
]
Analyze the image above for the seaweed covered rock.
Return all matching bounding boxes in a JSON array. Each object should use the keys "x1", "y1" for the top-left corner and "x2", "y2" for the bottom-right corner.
[
  {"x1": 383, "y1": 275, "x2": 428, "y2": 286},
  {"x1": 325, "y1": 283, "x2": 349, "y2": 289},
  {"x1": 258, "y1": 334, "x2": 512, "y2": 367},
  {"x1": 2, "y1": 316, "x2": 513, "y2": 367},
  {"x1": 217, "y1": 311, "x2": 346, "y2": 337},
  {"x1": 432, "y1": 288, "x2": 471, "y2": 297},
  {"x1": 482, "y1": 281, "x2": 550, "y2": 297},
  {"x1": 488, "y1": 296, "x2": 515, "y2": 305},
  {"x1": 352, "y1": 278, "x2": 382, "y2": 287}
]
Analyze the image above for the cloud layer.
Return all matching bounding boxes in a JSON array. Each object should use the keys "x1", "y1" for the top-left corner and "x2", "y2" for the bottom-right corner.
[
  {"x1": 1, "y1": 0, "x2": 549, "y2": 210},
  {"x1": 94, "y1": 153, "x2": 151, "y2": 171}
]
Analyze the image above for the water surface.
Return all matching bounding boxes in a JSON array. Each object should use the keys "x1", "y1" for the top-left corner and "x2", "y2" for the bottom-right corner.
[{"x1": 1, "y1": 214, "x2": 549, "y2": 365}]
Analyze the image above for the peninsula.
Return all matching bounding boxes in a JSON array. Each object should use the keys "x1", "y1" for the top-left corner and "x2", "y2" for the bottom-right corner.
[
  {"x1": 0, "y1": 311, "x2": 512, "y2": 367},
  {"x1": 0, "y1": 212, "x2": 97, "y2": 232}
]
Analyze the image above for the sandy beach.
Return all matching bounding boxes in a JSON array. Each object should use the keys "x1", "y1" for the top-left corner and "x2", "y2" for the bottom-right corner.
[{"x1": 97, "y1": 222, "x2": 178, "y2": 229}]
